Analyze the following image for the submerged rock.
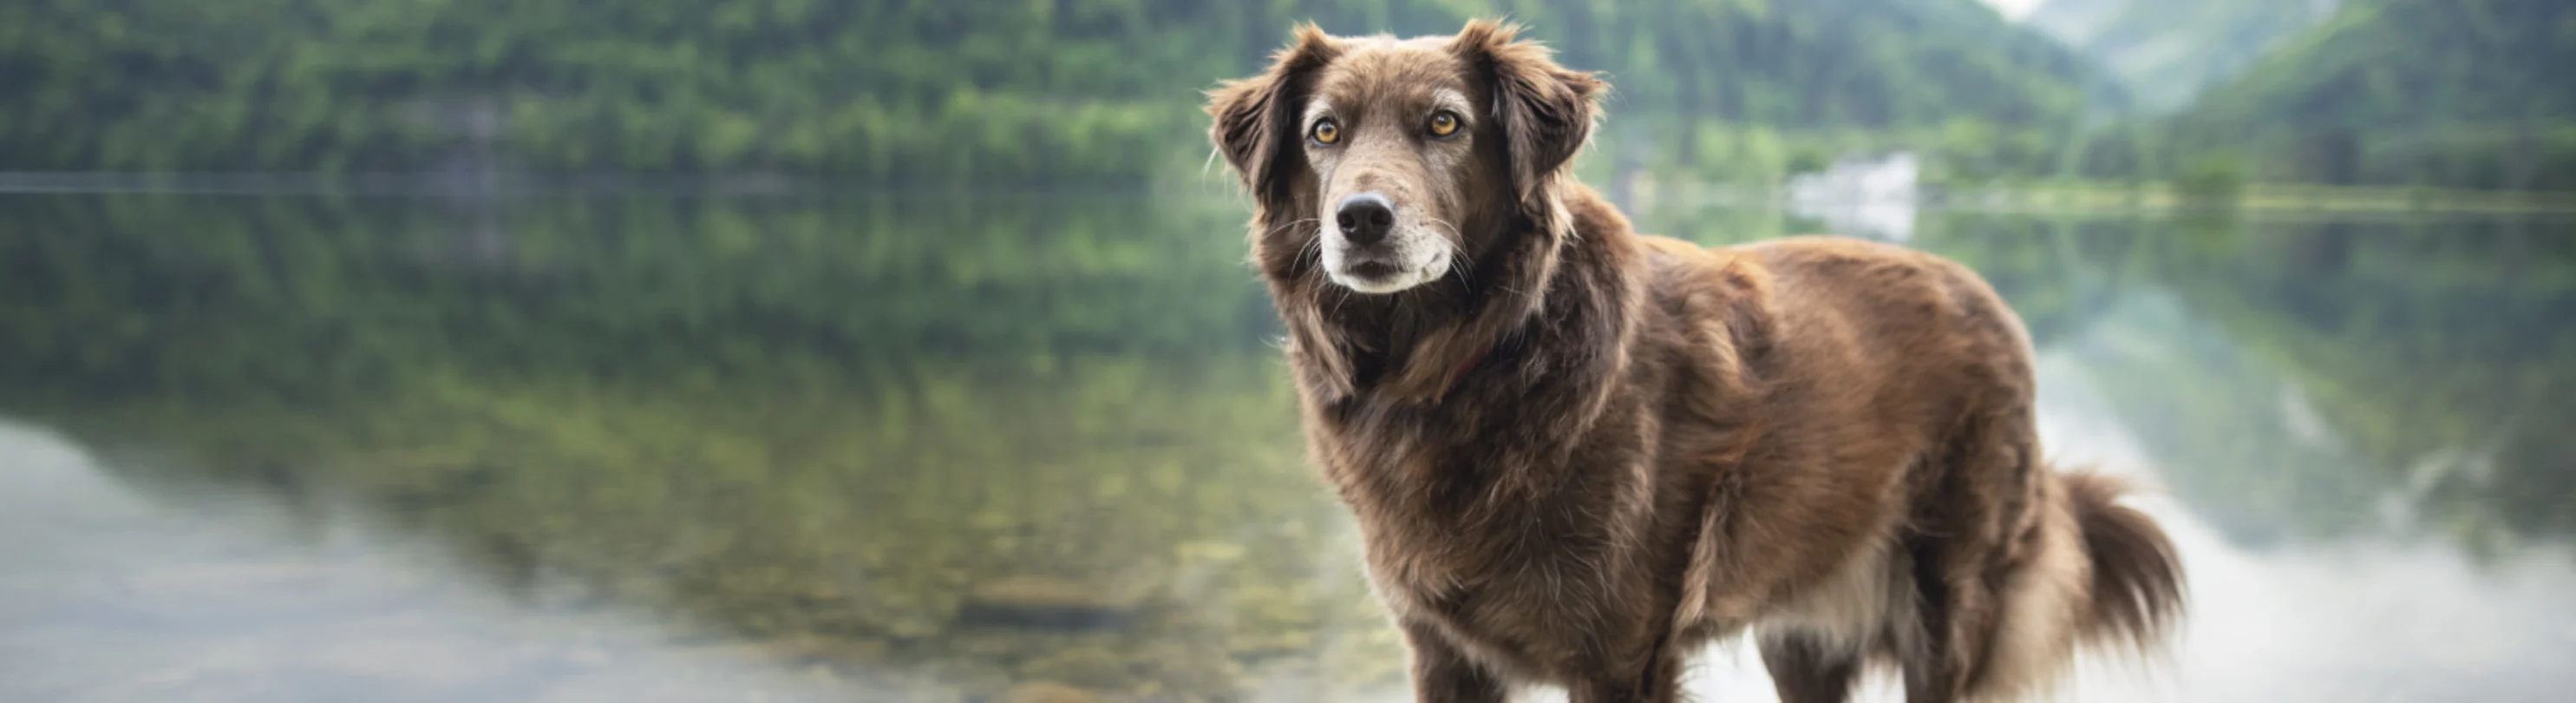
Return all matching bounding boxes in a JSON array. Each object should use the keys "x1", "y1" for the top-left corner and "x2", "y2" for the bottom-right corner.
[
  {"x1": 1014, "y1": 646, "x2": 1133, "y2": 690},
  {"x1": 750, "y1": 634, "x2": 892, "y2": 667},
  {"x1": 957, "y1": 576, "x2": 1137, "y2": 631},
  {"x1": 1004, "y1": 681, "x2": 1098, "y2": 703}
]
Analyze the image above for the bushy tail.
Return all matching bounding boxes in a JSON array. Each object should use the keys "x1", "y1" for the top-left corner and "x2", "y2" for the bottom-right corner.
[{"x1": 2062, "y1": 472, "x2": 2186, "y2": 652}]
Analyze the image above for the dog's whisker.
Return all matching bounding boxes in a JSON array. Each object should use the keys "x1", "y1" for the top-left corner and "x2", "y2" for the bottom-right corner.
[
  {"x1": 1263, "y1": 217, "x2": 1322, "y2": 240},
  {"x1": 1427, "y1": 220, "x2": 1476, "y2": 296},
  {"x1": 1260, "y1": 218, "x2": 1330, "y2": 268}
]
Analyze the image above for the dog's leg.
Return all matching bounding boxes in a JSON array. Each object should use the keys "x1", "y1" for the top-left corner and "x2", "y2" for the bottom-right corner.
[
  {"x1": 1759, "y1": 632, "x2": 1862, "y2": 703},
  {"x1": 1565, "y1": 633, "x2": 1685, "y2": 703},
  {"x1": 1405, "y1": 621, "x2": 1508, "y2": 703},
  {"x1": 1897, "y1": 536, "x2": 1967, "y2": 703},
  {"x1": 1900, "y1": 410, "x2": 2037, "y2": 703}
]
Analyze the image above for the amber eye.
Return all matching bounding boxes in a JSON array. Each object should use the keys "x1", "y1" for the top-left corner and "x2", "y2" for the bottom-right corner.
[
  {"x1": 1311, "y1": 118, "x2": 1339, "y2": 145},
  {"x1": 1428, "y1": 111, "x2": 1461, "y2": 137}
]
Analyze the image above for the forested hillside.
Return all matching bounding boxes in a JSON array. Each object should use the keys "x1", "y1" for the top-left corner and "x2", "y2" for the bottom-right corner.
[
  {"x1": 0, "y1": 0, "x2": 2098, "y2": 183},
  {"x1": 2085, "y1": 0, "x2": 2576, "y2": 190},
  {"x1": 2025, "y1": 0, "x2": 2335, "y2": 112}
]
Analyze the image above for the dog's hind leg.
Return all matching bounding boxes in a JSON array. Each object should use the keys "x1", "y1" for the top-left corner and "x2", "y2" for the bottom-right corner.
[
  {"x1": 1899, "y1": 407, "x2": 2044, "y2": 702},
  {"x1": 1896, "y1": 532, "x2": 1983, "y2": 703},
  {"x1": 1760, "y1": 631, "x2": 1863, "y2": 703}
]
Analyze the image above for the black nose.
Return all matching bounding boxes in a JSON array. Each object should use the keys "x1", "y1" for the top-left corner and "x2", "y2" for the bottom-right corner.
[{"x1": 1335, "y1": 192, "x2": 1396, "y2": 246}]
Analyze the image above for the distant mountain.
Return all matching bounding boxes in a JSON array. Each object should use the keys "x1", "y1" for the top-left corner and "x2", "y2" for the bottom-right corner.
[
  {"x1": 1565, "y1": 0, "x2": 2103, "y2": 128},
  {"x1": 2154, "y1": 0, "x2": 2576, "y2": 188},
  {"x1": 2026, "y1": 0, "x2": 2337, "y2": 113}
]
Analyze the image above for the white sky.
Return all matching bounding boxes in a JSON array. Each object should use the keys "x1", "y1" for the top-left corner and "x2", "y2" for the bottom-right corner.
[{"x1": 1979, "y1": 0, "x2": 2045, "y2": 20}]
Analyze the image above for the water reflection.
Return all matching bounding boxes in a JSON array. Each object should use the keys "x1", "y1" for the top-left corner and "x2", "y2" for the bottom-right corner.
[
  {"x1": 1, "y1": 194, "x2": 2571, "y2": 701},
  {"x1": 0, "y1": 420, "x2": 880, "y2": 703},
  {"x1": 1912, "y1": 212, "x2": 2576, "y2": 551}
]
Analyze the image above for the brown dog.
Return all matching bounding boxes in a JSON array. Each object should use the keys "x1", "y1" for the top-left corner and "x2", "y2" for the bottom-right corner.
[{"x1": 1205, "y1": 21, "x2": 2184, "y2": 703}]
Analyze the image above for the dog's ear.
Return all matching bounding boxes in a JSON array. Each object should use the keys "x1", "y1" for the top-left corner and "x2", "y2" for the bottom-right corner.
[
  {"x1": 1210, "y1": 25, "x2": 1357, "y2": 401},
  {"x1": 1450, "y1": 20, "x2": 1604, "y2": 234},
  {"x1": 1206, "y1": 24, "x2": 1339, "y2": 213}
]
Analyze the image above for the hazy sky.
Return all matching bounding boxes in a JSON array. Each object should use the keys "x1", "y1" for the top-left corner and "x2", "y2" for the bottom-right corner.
[{"x1": 1980, "y1": 0, "x2": 2043, "y2": 20}]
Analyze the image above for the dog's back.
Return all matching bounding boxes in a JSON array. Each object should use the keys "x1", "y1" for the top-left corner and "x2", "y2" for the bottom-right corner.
[{"x1": 1654, "y1": 234, "x2": 2185, "y2": 701}]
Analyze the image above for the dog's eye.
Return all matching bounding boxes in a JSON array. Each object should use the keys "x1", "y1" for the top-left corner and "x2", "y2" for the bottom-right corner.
[
  {"x1": 1428, "y1": 111, "x2": 1461, "y2": 137},
  {"x1": 1311, "y1": 118, "x2": 1339, "y2": 145}
]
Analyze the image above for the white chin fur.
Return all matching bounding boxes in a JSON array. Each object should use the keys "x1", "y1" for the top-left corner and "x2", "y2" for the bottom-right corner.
[
  {"x1": 1322, "y1": 227, "x2": 1450, "y2": 294},
  {"x1": 1329, "y1": 266, "x2": 1442, "y2": 294}
]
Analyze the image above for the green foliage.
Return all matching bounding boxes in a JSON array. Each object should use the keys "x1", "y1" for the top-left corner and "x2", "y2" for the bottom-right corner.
[
  {"x1": 2102, "y1": 0, "x2": 2576, "y2": 190},
  {"x1": 1924, "y1": 118, "x2": 2069, "y2": 184},
  {"x1": 0, "y1": 192, "x2": 1272, "y2": 401},
  {"x1": 0, "y1": 0, "x2": 2099, "y2": 181},
  {"x1": 2174, "y1": 153, "x2": 2247, "y2": 206}
]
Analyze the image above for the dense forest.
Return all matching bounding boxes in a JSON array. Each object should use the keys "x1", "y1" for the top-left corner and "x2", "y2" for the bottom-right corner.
[
  {"x1": 0, "y1": 0, "x2": 2097, "y2": 184},
  {"x1": 6, "y1": 0, "x2": 2572, "y2": 191},
  {"x1": 2084, "y1": 0, "x2": 2576, "y2": 190}
]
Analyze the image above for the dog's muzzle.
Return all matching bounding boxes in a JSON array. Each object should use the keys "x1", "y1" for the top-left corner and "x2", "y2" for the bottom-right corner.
[{"x1": 1323, "y1": 191, "x2": 1450, "y2": 294}]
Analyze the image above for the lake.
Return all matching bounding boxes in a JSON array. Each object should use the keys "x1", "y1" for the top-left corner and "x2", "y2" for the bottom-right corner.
[{"x1": 2, "y1": 190, "x2": 2572, "y2": 702}]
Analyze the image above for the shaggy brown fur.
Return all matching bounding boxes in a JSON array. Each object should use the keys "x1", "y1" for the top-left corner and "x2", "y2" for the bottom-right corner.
[{"x1": 1206, "y1": 21, "x2": 2184, "y2": 703}]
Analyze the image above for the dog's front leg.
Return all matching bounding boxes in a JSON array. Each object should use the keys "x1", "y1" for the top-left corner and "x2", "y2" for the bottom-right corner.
[{"x1": 1404, "y1": 621, "x2": 1508, "y2": 703}]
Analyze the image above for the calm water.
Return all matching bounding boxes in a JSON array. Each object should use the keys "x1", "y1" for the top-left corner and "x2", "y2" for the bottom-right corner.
[{"x1": 2, "y1": 192, "x2": 2572, "y2": 702}]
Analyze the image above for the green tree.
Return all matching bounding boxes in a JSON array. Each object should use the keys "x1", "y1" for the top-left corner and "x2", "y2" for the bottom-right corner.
[{"x1": 0, "y1": 0, "x2": 2101, "y2": 182}]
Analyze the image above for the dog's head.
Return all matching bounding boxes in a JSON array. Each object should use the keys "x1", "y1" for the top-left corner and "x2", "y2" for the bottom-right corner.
[{"x1": 1206, "y1": 21, "x2": 1604, "y2": 295}]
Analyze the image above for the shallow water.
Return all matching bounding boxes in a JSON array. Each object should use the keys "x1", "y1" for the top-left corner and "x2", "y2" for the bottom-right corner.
[{"x1": 2, "y1": 193, "x2": 2571, "y2": 701}]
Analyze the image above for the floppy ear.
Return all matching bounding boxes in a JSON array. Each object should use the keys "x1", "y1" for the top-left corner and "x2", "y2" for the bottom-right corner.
[
  {"x1": 1450, "y1": 20, "x2": 1604, "y2": 235},
  {"x1": 1209, "y1": 25, "x2": 1358, "y2": 401},
  {"x1": 1206, "y1": 24, "x2": 1339, "y2": 214}
]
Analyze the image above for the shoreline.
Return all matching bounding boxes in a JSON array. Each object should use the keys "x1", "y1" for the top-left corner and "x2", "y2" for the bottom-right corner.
[{"x1": 10, "y1": 171, "x2": 2576, "y2": 218}]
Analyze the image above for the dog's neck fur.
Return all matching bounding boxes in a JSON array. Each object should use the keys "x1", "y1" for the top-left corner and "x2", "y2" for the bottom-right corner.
[
  {"x1": 1279, "y1": 183, "x2": 1642, "y2": 418},
  {"x1": 1277, "y1": 182, "x2": 1653, "y2": 557}
]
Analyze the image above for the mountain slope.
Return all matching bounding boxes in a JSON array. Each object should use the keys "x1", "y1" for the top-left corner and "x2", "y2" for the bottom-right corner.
[
  {"x1": 2158, "y1": 0, "x2": 2576, "y2": 188},
  {"x1": 2026, "y1": 0, "x2": 2337, "y2": 113}
]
